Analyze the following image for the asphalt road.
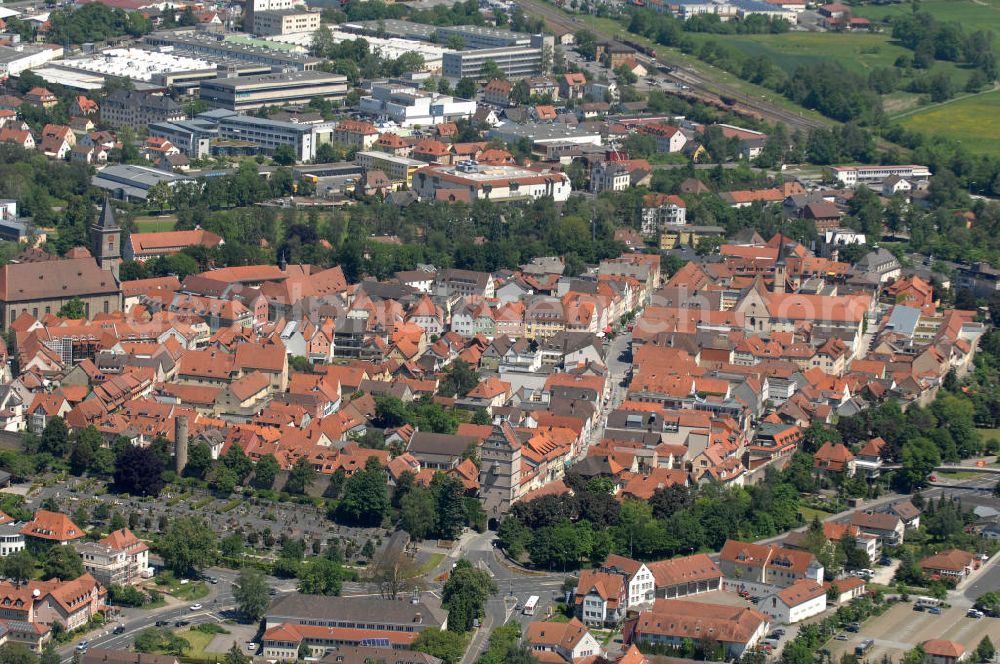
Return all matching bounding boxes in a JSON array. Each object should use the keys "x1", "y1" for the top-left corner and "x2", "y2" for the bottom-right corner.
[
  {"x1": 460, "y1": 532, "x2": 569, "y2": 664},
  {"x1": 61, "y1": 567, "x2": 244, "y2": 663}
]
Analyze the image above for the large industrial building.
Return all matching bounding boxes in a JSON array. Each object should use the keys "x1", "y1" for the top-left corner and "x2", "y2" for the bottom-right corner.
[
  {"x1": 265, "y1": 29, "x2": 454, "y2": 71},
  {"x1": 199, "y1": 70, "x2": 348, "y2": 111},
  {"x1": 91, "y1": 164, "x2": 193, "y2": 202},
  {"x1": 412, "y1": 162, "x2": 572, "y2": 203},
  {"x1": 342, "y1": 19, "x2": 553, "y2": 50},
  {"x1": 145, "y1": 30, "x2": 321, "y2": 70},
  {"x1": 359, "y1": 82, "x2": 476, "y2": 127},
  {"x1": 442, "y1": 46, "x2": 543, "y2": 79},
  {"x1": 0, "y1": 43, "x2": 64, "y2": 78}
]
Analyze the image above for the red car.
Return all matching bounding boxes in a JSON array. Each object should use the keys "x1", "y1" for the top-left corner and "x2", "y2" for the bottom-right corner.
[{"x1": 928, "y1": 474, "x2": 938, "y2": 482}]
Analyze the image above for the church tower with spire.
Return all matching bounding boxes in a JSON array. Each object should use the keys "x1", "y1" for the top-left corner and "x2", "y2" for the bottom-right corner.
[
  {"x1": 91, "y1": 198, "x2": 121, "y2": 281},
  {"x1": 774, "y1": 232, "x2": 787, "y2": 294}
]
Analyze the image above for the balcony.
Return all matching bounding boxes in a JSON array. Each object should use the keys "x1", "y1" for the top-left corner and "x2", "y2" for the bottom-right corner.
[{"x1": 854, "y1": 456, "x2": 883, "y2": 479}]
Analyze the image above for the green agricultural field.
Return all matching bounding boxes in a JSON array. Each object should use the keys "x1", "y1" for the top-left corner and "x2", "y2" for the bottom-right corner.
[
  {"x1": 687, "y1": 31, "x2": 971, "y2": 85},
  {"x1": 897, "y1": 89, "x2": 1000, "y2": 154},
  {"x1": 855, "y1": 0, "x2": 1000, "y2": 36},
  {"x1": 691, "y1": 32, "x2": 910, "y2": 76}
]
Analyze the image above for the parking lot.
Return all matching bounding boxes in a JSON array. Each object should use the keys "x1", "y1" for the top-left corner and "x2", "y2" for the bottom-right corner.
[{"x1": 827, "y1": 602, "x2": 1000, "y2": 661}]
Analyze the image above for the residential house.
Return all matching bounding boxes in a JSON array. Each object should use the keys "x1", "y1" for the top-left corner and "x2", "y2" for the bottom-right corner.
[
  {"x1": 919, "y1": 549, "x2": 976, "y2": 583},
  {"x1": 0, "y1": 127, "x2": 34, "y2": 150},
  {"x1": 601, "y1": 555, "x2": 655, "y2": 609},
  {"x1": 40, "y1": 125, "x2": 75, "y2": 160},
  {"x1": 640, "y1": 193, "x2": 686, "y2": 236},
  {"x1": 77, "y1": 528, "x2": 151, "y2": 587},
  {"x1": 854, "y1": 436, "x2": 885, "y2": 480},
  {"x1": 849, "y1": 511, "x2": 904, "y2": 546},
  {"x1": 885, "y1": 500, "x2": 921, "y2": 529},
  {"x1": 526, "y1": 619, "x2": 602, "y2": 664},
  {"x1": 718, "y1": 540, "x2": 823, "y2": 589},
  {"x1": 758, "y1": 580, "x2": 826, "y2": 624},
  {"x1": 483, "y1": 79, "x2": 513, "y2": 107},
  {"x1": 24, "y1": 88, "x2": 57, "y2": 109},
  {"x1": 559, "y1": 72, "x2": 588, "y2": 100},
  {"x1": 574, "y1": 569, "x2": 627, "y2": 627},
  {"x1": 813, "y1": 442, "x2": 855, "y2": 476},
  {"x1": 21, "y1": 511, "x2": 84, "y2": 546}
]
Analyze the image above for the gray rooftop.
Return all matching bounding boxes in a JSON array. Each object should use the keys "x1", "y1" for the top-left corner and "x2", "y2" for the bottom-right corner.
[
  {"x1": 488, "y1": 123, "x2": 603, "y2": 143},
  {"x1": 202, "y1": 69, "x2": 346, "y2": 91},
  {"x1": 884, "y1": 305, "x2": 921, "y2": 338},
  {"x1": 92, "y1": 164, "x2": 192, "y2": 200},
  {"x1": 0, "y1": 44, "x2": 49, "y2": 65},
  {"x1": 266, "y1": 594, "x2": 446, "y2": 628}
]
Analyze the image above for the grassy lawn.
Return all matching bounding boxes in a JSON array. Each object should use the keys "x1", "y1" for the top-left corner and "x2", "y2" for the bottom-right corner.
[
  {"x1": 936, "y1": 470, "x2": 982, "y2": 479},
  {"x1": 691, "y1": 32, "x2": 913, "y2": 77},
  {"x1": 977, "y1": 427, "x2": 1000, "y2": 443},
  {"x1": 134, "y1": 215, "x2": 178, "y2": 233},
  {"x1": 412, "y1": 553, "x2": 446, "y2": 578},
  {"x1": 799, "y1": 506, "x2": 834, "y2": 522},
  {"x1": 176, "y1": 582, "x2": 210, "y2": 601},
  {"x1": 855, "y1": 0, "x2": 1000, "y2": 36},
  {"x1": 897, "y1": 89, "x2": 1000, "y2": 154},
  {"x1": 179, "y1": 628, "x2": 216, "y2": 660}
]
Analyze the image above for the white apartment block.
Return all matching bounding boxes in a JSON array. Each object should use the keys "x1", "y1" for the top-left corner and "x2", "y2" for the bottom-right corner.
[
  {"x1": 442, "y1": 46, "x2": 543, "y2": 80},
  {"x1": 359, "y1": 83, "x2": 476, "y2": 128},
  {"x1": 831, "y1": 164, "x2": 931, "y2": 186}
]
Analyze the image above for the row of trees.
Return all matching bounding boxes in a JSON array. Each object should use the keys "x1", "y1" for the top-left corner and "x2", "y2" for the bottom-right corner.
[
  {"x1": 497, "y1": 467, "x2": 801, "y2": 568},
  {"x1": 890, "y1": 13, "x2": 997, "y2": 79}
]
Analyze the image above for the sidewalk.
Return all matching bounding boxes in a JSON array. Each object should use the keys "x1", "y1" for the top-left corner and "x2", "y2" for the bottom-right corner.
[{"x1": 956, "y1": 548, "x2": 999, "y2": 593}]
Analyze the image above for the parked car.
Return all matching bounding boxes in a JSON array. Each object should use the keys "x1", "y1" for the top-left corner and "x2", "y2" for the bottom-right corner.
[
  {"x1": 846, "y1": 622, "x2": 861, "y2": 632},
  {"x1": 175, "y1": 620, "x2": 190, "y2": 627},
  {"x1": 76, "y1": 642, "x2": 89, "y2": 652},
  {"x1": 967, "y1": 609, "x2": 984, "y2": 618},
  {"x1": 929, "y1": 607, "x2": 942, "y2": 615},
  {"x1": 834, "y1": 635, "x2": 848, "y2": 641},
  {"x1": 155, "y1": 620, "x2": 169, "y2": 627}
]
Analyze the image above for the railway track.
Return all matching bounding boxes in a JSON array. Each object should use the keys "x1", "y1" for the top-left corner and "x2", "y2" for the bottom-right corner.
[{"x1": 518, "y1": 0, "x2": 833, "y2": 134}]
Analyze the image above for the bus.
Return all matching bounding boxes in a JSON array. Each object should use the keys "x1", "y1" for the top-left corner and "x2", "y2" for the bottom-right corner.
[
  {"x1": 915, "y1": 597, "x2": 942, "y2": 610},
  {"x1": 855, "y1": 640, "x2": 874, "y2": 657},
  {"x1": 523, "y1": 595, "x2": 539, "y2": 616}
]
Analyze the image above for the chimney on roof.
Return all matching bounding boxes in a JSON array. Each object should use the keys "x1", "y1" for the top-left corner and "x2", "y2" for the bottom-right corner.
[{"x1": 175, "y1": 416, "x2": 189, "y2": 475}]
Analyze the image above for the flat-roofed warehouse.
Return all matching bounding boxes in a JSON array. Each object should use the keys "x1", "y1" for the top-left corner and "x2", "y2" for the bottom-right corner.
[
  {"x1": 145, "y1": 29, "x2": 321, "y2": 70},
  {"x1": 199, "y1": 70, "x2": 348, "y2": 111}
]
